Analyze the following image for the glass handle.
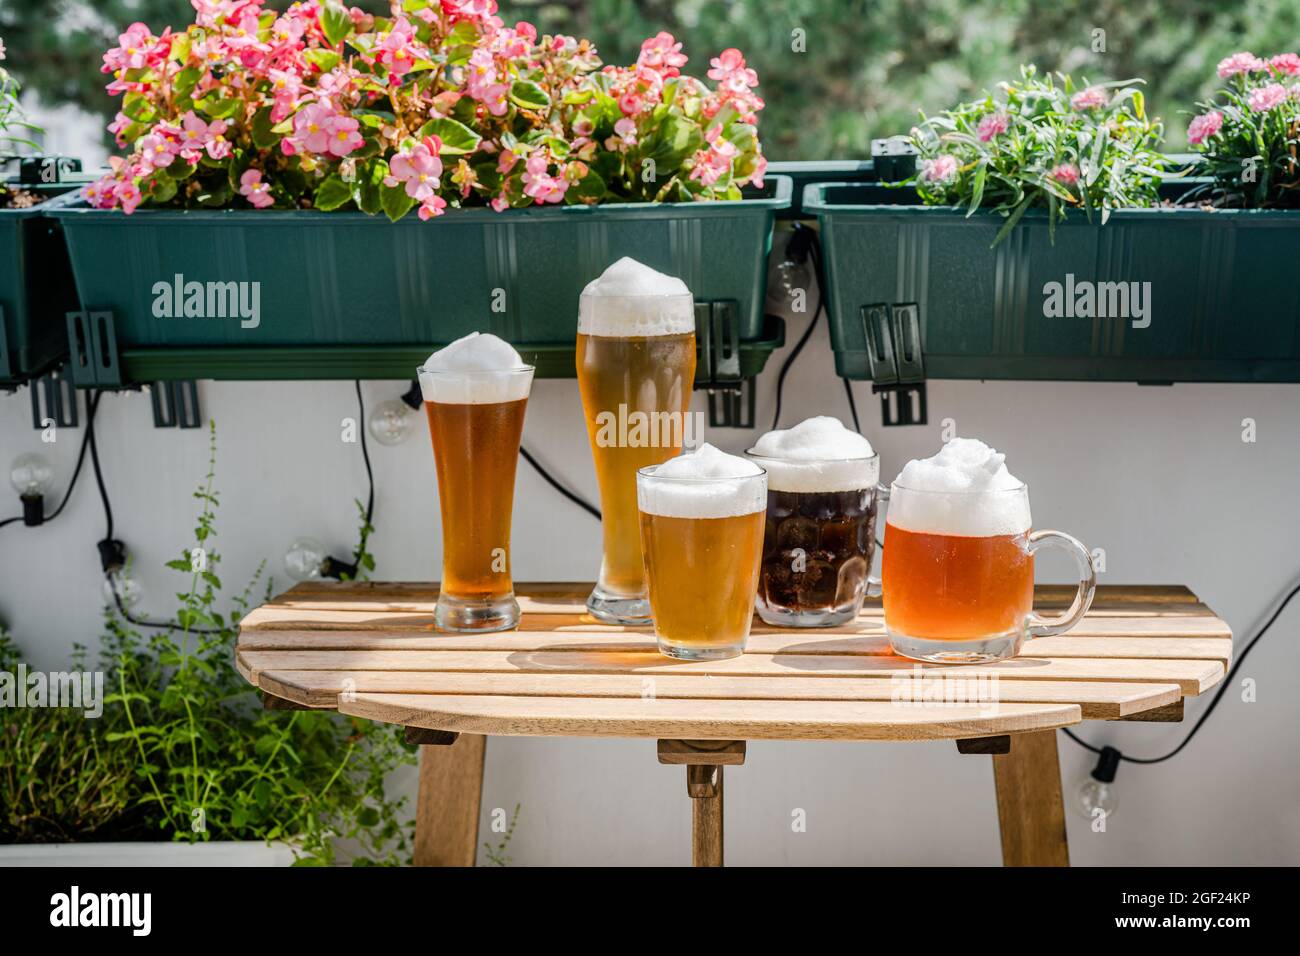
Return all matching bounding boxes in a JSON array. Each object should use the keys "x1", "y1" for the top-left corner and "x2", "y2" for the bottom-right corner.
[
  {"x1": 1026, "y1": 530, "x2": 1097, "y2": 638},
  {"x1": 866, "y1": 482, "x2": 890, "y2": 598}
]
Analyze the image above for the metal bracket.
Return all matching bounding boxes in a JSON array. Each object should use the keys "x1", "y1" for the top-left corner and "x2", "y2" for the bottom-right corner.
[
  {"x1": 65, "y1": 310, "x2": 123, "y2": 387},
  {"x1": 695, "y1": 298, "x2": 759, "y2": 428},
  {"x1": 29, "y1": 369, "x2": 79, "y2": 430},
  {"x1": 862, "y1": 302, "x2": 927, "y2": 426},
  {"x1": 150, "y1": 380, "x2": 202, "y2": 428},
  {"x1": 871, "y1": 137, "x2": 919, "y2": 182}
]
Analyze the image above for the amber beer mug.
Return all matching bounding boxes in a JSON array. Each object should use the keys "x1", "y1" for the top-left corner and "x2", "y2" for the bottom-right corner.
[
  {"x1": 577, "y1": 257, "x2": 697, "y2": 624},
  {"x1": 636, "y1": 445, "x2": 766, "y2": 660},
  {"x1": 882, "y1": 479, "x2": 1096, "y2": 663},
  {"x1": 419, "y1": 334, "x2": 534, "y2": 633}
]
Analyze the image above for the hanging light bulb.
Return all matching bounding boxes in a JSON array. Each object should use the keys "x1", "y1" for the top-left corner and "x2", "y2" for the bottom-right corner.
[
  {"x1": 284, "y1": 537, "x2": 328, "y2": 582},
  {"x1": 765, "y1": 225, "x2": 815, "y2": 313},
  {"x1": 102, "y1": 569, "x2": 144, "y2": 609},
  {"x1": 368, "y1": 398, "x2": 416, "y2": 446},
  {"x1": 10, "y1": 453, "x2": 54, "y2": 525},
  {"x1": 1074, "y1": 745, "x2": 1121, "y2": 826}
]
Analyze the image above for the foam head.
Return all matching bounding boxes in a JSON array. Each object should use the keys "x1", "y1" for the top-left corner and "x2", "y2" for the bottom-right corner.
[
  {"x1": 418, "y1": 332, "x2": 533, "y2": 404},
  {"x1": 888, "y1": 438, "x2": 1030, "y2": 536},
  {"x1": 638, "y1": 443, "x2": 766, "y2": 518},
  {"x1": 578, "y1": 257, "x2": 695, "y2": 338},
  {"x1": 748, "y1": 416, "x2": 878, "y2": 492}
]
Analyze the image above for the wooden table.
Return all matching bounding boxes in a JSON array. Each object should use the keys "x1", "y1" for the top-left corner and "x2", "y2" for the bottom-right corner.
[{"x1": 236, "y1": 582, "x2": 1231, "y2": 867}]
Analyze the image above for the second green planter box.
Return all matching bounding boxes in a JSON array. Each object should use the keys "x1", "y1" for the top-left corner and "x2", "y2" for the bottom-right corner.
[{"x1": 48, "y1": 176, "x2": 792, "y2": 388}]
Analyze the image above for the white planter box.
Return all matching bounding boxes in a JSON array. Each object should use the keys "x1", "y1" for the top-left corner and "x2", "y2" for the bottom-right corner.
[{"x1": 0, "y1": 841, "x2": 297, "y2": 867}]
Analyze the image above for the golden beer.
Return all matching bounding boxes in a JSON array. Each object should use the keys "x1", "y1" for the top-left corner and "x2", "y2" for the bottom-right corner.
[
  {"x1": 419, "y1": 335, "x2": 534, "y2": 633},
  {"x1": 636, "y1": 446, "x2": 767, "y2": 660},
  {"x1": 577, "y1": 258, "x2": 697, "y2": 624}
]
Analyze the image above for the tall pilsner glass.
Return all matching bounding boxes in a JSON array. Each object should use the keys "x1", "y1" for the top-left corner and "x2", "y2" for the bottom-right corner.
[
  {"x1": 577, "y1": 272, "x2": 696, "y2": 624},
  {"x1": 420, "y1": 362, "x2": 534, "y2": 633}
]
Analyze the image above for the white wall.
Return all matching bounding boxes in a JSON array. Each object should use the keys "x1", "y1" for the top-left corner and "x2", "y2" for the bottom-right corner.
[{"x1": 3, "y1": 270, "x2": 1297, "y2": 865}]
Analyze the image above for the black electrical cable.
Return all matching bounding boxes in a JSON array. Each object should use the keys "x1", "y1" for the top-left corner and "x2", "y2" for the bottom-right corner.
[
  {"x1": 770, "y1": 228, "x2": 826, "y2": 431},
  {"x1": 1064, "y1": 575, "x2": 1300, "y2": 765},
  {"x1": 520, "y1": 445, "x2": 600, "y2": 520},
  {"x1": 355, "y1": 380, "x2": 374, "y2": 526},
  {"x1": 843, "y1": 377, "x2": 860, "y2": 433},
  {"x1": 87, "y1": 389, "x2": 114, "y2": 542}
]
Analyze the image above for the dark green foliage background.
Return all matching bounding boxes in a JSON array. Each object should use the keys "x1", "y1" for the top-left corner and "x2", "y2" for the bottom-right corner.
[{"x1": 3, "y1": 0, "x2": 1300, "y2": 157}]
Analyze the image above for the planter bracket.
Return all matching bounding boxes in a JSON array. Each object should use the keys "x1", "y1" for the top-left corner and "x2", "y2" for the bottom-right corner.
[
  {"x1": 65, "y1": 310, "x2": 123, "y2": 388},
  {"x1": 150, "y1": 380, "x2": 202, "y2": 429},
  {"x1": 29, "y1": 368, "x2": 78, "y2": 430},
  {"x1": 696, "y1": 298, "x2": 759, "y2": 428},
  {"x1": 862, "y1": 302, "x2": 927, "y2": 427}
]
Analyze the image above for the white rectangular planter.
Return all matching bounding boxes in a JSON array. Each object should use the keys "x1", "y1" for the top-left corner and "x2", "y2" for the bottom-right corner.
[{"x1": 0, "y1": 841, "x2": 297, "y2": 867}]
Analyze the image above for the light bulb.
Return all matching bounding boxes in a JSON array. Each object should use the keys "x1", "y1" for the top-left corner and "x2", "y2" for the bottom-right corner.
[
  {"x1": 1074, "y1": 745, "x2": 1121, "y2": 825},
  {"x1": 368, "y1": 399, "x2": 415, "y2": 446},
  {"x1": 10, "y1": 453, "x2": 53, "y2": 498},
  {"x1": 102, "y1": 569, "x2": 143, "y2": 609},
  {"x1": 284, "y1": 537, "x2": 328, "y2": 582}
]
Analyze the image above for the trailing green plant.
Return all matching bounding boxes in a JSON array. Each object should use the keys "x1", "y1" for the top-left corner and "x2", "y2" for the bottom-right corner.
[
  {"x1": 1, "y1": 424, "x2": 416, "y2": 863},
  {"x1": 0, "y1": 34, "x2": 43, "y2": 209},
  {"x1": 481, "y1": 803, "x2": 520, "y2": 867},
  {"x1": 908, "y1": 66, "x2": 1170, "y2": 244},
  {"x1": 1185, "y1": 51, "x2": 1300, "y2": 208}
]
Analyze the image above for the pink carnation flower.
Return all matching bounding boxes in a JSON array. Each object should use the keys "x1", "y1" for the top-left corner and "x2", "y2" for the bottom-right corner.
[
  {"x1": 977, "y1": 112, "x2": 1009, "y2": 142},
  {"x1": 922, "y1": 154, "x2": 958, "y2": 183},
  {"x1": 1050, "y1": 163, "x2": 1080, "y2": 186},
  {"x1": 1270, "y1": 53, "x2": 1300, "y2": 76},
  {"x1": 1217, "y1": 51, "x2": 1266, "y2": 78},
  {"x1": 1248, "y1": 83, "x2": 1288, "y2": 112},
  {"x1": 1070, "y1": 87, "x2": 1109, "y2": 110},
  {"x1": 1186, "y1": 110, "x2": 1223, "y2": 145}
]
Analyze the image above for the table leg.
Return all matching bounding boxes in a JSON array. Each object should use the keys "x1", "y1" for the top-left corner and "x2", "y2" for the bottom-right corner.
[
  {"x1": 413, "y1": 733, "x2": 486, "y2": 867},
  {"x1": 658, "y1": 739, "x2": 745, "y2": 867},
  {"x1": 991, "y1": 729, "x2": 1070, "y2": 867}
]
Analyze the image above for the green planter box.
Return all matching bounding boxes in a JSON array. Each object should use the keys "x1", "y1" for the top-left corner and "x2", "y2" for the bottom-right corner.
[
  {"x1": 805, "y1": 181, "x2": 1300, "y2": 384},
  {"x1": 48, "y1": 176, "x2": 792, "y2": 387},
  {"x1": 0, "y1": 182, "x2": 83, "y2": 386}
]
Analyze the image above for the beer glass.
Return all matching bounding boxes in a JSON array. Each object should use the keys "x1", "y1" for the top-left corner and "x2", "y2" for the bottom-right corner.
[
  {"x1": 636, "y1": 465, "x2": 767, "y2": 660},
  {"x1": 577, "y1": 286, "x2": 696, "y2": 624},
  {"x1": 882, "y1": 481, "x2": 1096, "y2": 662},
  {"x1": 419, "y1": 362, "x2": 534, "y2": 632},
  {"x1": 746, "y1": 450, "x2": 883, "y2": 627}
]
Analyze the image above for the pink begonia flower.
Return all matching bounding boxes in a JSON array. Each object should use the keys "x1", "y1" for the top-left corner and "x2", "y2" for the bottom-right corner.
[
  {"x1": 376, "y1": 19, "x2": 419, "y2": 79},
  {"x1": 922, "y1": 154, "x2": 958, "y2": 183},
  {"x1": 116, "y1": 181, "x2": 143, "y2": 214},
  {"x1": 1186, "y1": 110, "x2": 1223, "y2": 145},
  {"x1": 977, "y1": 112, "x2": 1009, "y2": 141},
  {"x1": 1070, "y1": 87, "x2": 1108, "y2": 110},
  {"x1": 605, "y1": 117, "x2": 638, "y2": 152},
  {"x1": 708, "y1": 48, "x2": 758, "y2": 94},
  {"x1": 522, "y1": 155, "x2": 568, "y2": 204},
  {"x1": 103, "y1": 22, "x2": 154, "y2": 72},
  {"x1": 1270, "y1": 53, "x2": 1300, "y2": 76},
  {"x1": 417, "y1": 195, "x2": 448, "y2": 221},
  {"x1": 292, "y1": 103, "x2": 334, "y2": 154},
  {"x1": 491, "y1": 196, "x2": 509, "y2": 212},
  {"x1": 1050, "y1": 163, "x2": 1081, "y2": 186},
  {"x1": 137, "y1": 132, "x2": 178, "y2": 172},
  {"x1": 638, "y1": 32, "x2": 688, "y2": 78},
  {"x1": 325, "y1": 114, "x2": 364, "y2": 157},
  {"x1": 1248, "y1": 83, "x2": 1288, "y2": 111},
  {"x1": 239, "y1": 169, "x2": 274, "y2": 208},
  {"x1": 688, "y1": 125, "x2": 738, "y2": 186},
  {"x1": 0, "y1": 37, "x2": 6, "y2": 60},
  {"x1": 1217, "y1": 52, "x2": 1266, "y2": 78},
  {"x1": 271, "y1": 14, "x2": 307, "y2": 47},
  {"x1": 385, "y1": 136, "x2": 445, "y2": 202},
  {"x1": 497, "y1": 149, "x2": 519, "y2": 174},
  {"x1": 747, "y1": 155, "x2": 768, "y2": 189},
  {"x1": 177, "y1": 111, "x2": 232, "y2": 161}
]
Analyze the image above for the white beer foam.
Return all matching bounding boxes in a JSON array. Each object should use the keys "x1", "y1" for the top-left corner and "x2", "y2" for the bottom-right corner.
[
  {"x1": 418, "y1": 332, "x2": 532, "y2": 404},
  {"x1": 578, "y1": 257, "x2": 695, "y2": 338},
  {"x1": 748, "y1": 416, "x2": 878, "y2": 492},
  {"x1": 888, "y1": 438, "x2": 1031, "y2": 536},
  {"x1": 638, "y1": 443, "x2": 766, "y2": 519}
]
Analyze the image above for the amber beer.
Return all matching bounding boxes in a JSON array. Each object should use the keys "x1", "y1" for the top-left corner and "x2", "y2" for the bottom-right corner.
[
  {"x1": 420, "y1": 344, "x2": 534, "y2": 633},
  {"x1": 636, "y1": 448, "x2": 767, "y2": 660},
  {"x1": 881, "y1": 478, "x2": 1096, "y2": 662},
  {"x1": 577, "y1": 259, "x2": 697, "y2": 624}
]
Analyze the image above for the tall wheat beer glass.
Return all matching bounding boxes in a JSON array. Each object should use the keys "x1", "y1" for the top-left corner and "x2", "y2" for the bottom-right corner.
[
  {"x1": 636, "y1": 444, "x2": 767, "y2": 660},
  {"x1": 419, "y1": 333, "x2": 534, "y2": 633},
  {"x1": 577, "y1": 258, "x2": 697, "y2": 624},
  {"x1": 882, "y1": 438, "x2": 1096, "y2": 662}
]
